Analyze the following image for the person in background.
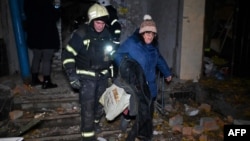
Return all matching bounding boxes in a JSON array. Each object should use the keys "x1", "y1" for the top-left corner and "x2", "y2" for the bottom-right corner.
[
  {"x1": 98, "y1": 0, "x2": 122, "y2": 78},
  {"x1": 24, "y1": 0, "x2": 60, "y2": 89},
  {"x1": 114, "y1": 14, "x2": 172, "y2": 133},
  {"x1": 61, "y1": 3, "x2": 116, "y2": 141},
  {"x1": 98, "y1": 0, "x2": 122, "y2": 46}
]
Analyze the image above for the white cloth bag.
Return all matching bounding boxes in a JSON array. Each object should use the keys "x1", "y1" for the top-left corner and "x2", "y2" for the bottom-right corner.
[{"x1": 99, "y1": 84, "x2": 130, "y2": 121}]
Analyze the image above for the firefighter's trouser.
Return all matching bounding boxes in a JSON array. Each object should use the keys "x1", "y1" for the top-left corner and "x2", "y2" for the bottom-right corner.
[{"x1": 79, "y1": 74, "x2": 109, "y2": 139}]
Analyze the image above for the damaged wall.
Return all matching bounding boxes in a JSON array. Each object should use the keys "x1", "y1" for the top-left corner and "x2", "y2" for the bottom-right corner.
[
  {"x1": 180, "y1": 0, "x2": 205, "y2": 80},
  {"x1": 0, "y1": 0, "x2": 19, "y2": 75},
  {"x1": 149, "y1": 0, "x2": 205, "y2": 80},
  {"x1": 149, "y1": 0, "x2": 183, "y2": 78}
]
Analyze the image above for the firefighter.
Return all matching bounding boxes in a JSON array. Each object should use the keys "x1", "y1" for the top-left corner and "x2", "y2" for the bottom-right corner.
[
  {"x1": 97, "y1": 0, "x2": 121, "y2": 47},
  {"x1": 61, "y1": 3, "x2": 116, "y2": 141},
  {"x1": 97, "y1": 0, "x2": 122, "y2": 78}
]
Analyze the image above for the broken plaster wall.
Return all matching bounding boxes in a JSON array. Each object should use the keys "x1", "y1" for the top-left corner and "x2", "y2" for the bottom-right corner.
[
  {"x1": 0, "y1": 0, "x2": 19, "y2": 75},
  {"x1": 180, "y1": 0, "x2": 205, "y2": 80},
  {"x1": 150, "y1": 0, "x2": 205, "y2": 81},
  {"x1": 149, "y1": 0, "x2": 183, "y2": 78}
]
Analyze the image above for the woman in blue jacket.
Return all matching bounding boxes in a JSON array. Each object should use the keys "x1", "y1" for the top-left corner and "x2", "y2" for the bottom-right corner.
[
  {"x1": 114, "y1": 14, "x2": 172, "y2": 100},
  {"x1": 114, "y1": 14, "x2": 172, "y2": 134}
]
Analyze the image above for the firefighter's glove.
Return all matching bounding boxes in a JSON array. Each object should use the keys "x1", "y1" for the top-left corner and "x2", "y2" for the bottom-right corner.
[
  {"x1": 70, "y1": 78, "x2": 81, "y2": 90},
  {"x1": 66, "y1": 69, "x2": 81, "y2": 89}
]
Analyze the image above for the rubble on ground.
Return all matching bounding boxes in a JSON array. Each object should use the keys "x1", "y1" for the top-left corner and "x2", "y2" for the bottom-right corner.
[{"x1": 1, "y1": 71, "x2": 250, "y2": 141}]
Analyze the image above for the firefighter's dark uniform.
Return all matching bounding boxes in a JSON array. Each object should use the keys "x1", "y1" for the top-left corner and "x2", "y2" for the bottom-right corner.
[
  {"x1": 104, "y1": 4, "x2": 122, "y2": 78},
  {"x1": 62, "y1": 22, "x2": 115, "y2": 140},
  {"x1": 105, "y1": 5, "x2": 121, "y2": 46},
  {"x1": 97, "y1": 0, "x2": 122, "y2": 46}
]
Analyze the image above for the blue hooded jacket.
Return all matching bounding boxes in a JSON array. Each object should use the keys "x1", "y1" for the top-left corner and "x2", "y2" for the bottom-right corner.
[{"x1": 114, "y1": 29, "x2": 171, "y2": 98}]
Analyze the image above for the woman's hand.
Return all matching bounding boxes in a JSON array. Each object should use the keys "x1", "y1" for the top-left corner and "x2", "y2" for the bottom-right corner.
[{"x1": 165, "y1": 76, "x2": 172, "y2": 82}]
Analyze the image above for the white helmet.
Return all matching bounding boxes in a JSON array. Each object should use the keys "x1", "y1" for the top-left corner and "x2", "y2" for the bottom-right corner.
[
  {"x1": 88, "y1": 3, "x2": 109, "y2": 23},
  {"x1": 97, "y1": 0, "x2": 111, "y2": 6}
]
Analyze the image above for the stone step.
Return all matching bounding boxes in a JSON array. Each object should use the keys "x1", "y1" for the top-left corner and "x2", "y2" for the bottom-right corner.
[
  {"x1": 15, "y1": 113, "x2": 81, "y2": 128},
  {"x1": 24, "y1": 134, "x2": 81, "y2": 141},
  {"x1": 11, "y1": 87, "x2": 83, "y2": 140},
  {"x1": 13, "y1": 92, "x2": 80, "y2": 111},
  {"x1": 8, "y1": 71, "x2": 125, "y2": 140}
]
